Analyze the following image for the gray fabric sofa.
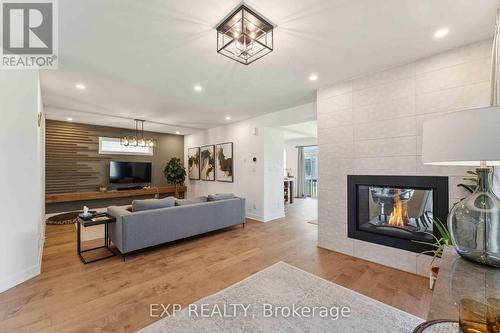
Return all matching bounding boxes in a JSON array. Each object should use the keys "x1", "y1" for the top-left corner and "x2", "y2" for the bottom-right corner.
[{"x1": 107, "y1": 197, "x2": 245, "y2": 258}]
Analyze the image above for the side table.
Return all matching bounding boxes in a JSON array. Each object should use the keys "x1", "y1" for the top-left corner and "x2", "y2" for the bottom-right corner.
[{"x1": 77, "y1": 213, "x2": 116, "y2": 264}]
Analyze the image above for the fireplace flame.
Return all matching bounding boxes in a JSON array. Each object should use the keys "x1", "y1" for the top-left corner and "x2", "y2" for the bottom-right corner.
[{"x1": 388, "y1": 193, "x2": 410, "y2": 227}]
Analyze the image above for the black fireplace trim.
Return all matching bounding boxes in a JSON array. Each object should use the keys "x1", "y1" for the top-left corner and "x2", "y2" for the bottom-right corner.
[{"x1": 347, "y1": 175, "x2": 449, "y2": 254}]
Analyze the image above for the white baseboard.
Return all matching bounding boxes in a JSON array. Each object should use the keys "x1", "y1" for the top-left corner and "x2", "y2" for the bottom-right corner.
[
  {"x1": 262, "y1": 212, "x2": 285, "y2": 222},
  {"x1": 246, "y1": 212, "x2": 265, "y2": 222},
  {"x1": 246, "y1": 211, "x2": 285, "y2": 223},
  {"x1": 0, "y1": 264, "x2": 41, "y2": 293}
]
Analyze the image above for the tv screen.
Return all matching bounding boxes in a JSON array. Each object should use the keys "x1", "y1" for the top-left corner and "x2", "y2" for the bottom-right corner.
[{"x1": 109, "y1": 161, "x2": 152, "y2": 184}]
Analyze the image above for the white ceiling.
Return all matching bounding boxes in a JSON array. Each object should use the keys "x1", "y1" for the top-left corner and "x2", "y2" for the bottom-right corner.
[
  {"x1": 281, "y1": 121, "x2": 317, "y2": 141},
  {"x1": 41, "y1": 0, "x2": 499, "y2": 134}
]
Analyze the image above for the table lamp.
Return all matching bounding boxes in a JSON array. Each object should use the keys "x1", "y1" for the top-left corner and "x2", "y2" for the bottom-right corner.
[{"x1": 422, "y1": 106, "x2": 500, "y2": 268}]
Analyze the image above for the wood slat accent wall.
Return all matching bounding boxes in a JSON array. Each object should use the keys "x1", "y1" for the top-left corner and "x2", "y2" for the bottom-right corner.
[{"x1": 45, "y1": 120, "x2": 184, "y2": 194}]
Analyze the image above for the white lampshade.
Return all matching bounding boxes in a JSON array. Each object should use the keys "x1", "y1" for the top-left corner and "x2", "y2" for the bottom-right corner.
[{"x1": 422, "y1": 106, "x2": 500, "y2": 166}]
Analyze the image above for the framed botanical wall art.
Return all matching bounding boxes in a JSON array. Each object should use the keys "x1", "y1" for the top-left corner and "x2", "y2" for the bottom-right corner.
[
  {"x1": 200, "y1": 145, "x2": 215, "y2": 181},
  {"x1": 216, "y1": 142, "x2": 233, "y2": 182},
  {"x1": 187, "y1": 147, "x2": 200, "y2": 180}
]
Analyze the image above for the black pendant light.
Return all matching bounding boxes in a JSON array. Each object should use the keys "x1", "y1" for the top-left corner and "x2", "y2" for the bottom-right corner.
[{"x1": 216, "y1": 5, "x2": 273, "y2": 65}]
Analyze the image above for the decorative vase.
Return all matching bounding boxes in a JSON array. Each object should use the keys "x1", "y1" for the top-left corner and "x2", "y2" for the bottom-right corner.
[{"x1": 448, "y1": 168, "x2": 500, "y2": 268}]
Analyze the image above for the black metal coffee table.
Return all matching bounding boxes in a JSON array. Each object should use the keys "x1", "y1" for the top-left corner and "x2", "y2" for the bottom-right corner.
[{"x1": 77, "y1": 213, "x2": 116, "y2": 264}]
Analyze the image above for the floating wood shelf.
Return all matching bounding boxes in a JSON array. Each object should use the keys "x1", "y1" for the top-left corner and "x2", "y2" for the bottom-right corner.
[{"x1": 45, "y1": 186, "x2": 187, "y2": 204}]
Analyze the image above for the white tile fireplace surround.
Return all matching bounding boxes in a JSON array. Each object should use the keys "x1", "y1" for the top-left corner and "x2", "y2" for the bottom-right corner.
[{"x1": 317, "y1": 40, "x2": 491, "y2": 276}]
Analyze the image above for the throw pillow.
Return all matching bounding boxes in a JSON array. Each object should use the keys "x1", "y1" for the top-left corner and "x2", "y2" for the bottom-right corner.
[
  {"x1": 175, "y1": 196, "x2": 208, "y2": 206},
  {"x1": 132, "y1": 196, "x2": 175, "y2": 212},
  {"x1": 207, "y1": 193, "x2": 236, "y2": 201}
]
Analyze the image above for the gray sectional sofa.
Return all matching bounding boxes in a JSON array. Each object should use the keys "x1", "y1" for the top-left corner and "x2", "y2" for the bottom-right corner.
[{"x1": 107, "y1": 196, "x2": 245, "y2": 259}]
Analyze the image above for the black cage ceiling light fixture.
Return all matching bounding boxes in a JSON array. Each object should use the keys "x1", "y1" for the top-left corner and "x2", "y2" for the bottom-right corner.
[
  {"x1": 120, "y1": 119, "x2": 156, "y2": 148},
  {"x1": 216, "y1": 4, "x2": 274, "y2": 65}
]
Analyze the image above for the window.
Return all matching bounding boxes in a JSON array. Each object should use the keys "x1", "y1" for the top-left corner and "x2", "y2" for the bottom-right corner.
[
  {"x1": 98, "y1": 137, "x2": 153, "y2": 156},
  {"x1": 303, "y1": 146, "x2": 318, "y2": 198},
  {"x1": 303, "y1": 146, "x2": 318, "y2": 179}
]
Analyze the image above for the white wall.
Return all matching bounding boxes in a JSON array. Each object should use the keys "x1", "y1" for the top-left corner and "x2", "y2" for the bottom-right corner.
[
  {"x1": 184, "y1": 118, "x2": 286, "y2": 222},
  {"x1": 184, "y1": 119, "x2": 267, "y2": 220},
  {"x1": 263, "y1": 128, "x2": 285, "y2": 221},
  {"x1": 0, "y1": 71, "x2": 45, "y2": 292},
  {"x1": 317, "y1": 40, "x2": 491, "y2": 276},
  {"x1": 184, "y1": 103, "x2": 316, "y2": 222},
  {"x1": 38, "y1": 84, "x2": 46, "y2": 264}
]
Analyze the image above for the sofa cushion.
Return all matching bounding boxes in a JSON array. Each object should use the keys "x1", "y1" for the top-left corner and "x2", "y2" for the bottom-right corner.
[
  {"x1": 132, "y1": 196, "x2": 175, "y2": 212},
  {"x1": 175, "y1": 196, "x2": 208, "y2": 206},
  {"x1": 207, "y1": 193, "x2": 235, "y2": 201}
]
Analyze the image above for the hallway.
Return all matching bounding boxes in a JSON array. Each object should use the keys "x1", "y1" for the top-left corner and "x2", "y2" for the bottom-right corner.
[{"x1": 285, "y1": 197, "x2": 318, "y2": 224}]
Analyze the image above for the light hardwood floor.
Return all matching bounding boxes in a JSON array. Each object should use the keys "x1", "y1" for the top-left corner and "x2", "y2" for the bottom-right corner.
[{"x1": 0, "y1": 199, "x2": 431, "y2": 332}]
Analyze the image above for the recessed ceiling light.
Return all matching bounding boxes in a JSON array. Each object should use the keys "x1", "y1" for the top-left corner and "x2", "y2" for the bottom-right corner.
[
  {"x1": 175, "y1": 131, "x2": 180, "y2": 135},
  {"x1": 193, "y1": 85, "x2": 203, "y2": 92},
  {"x1": 308, "y1": 74, "x2": 318, "y2": 82},
  {"x1": 225, "y1": 116, "x2": 231, "y2": 120},
  {"x1": 434, "y1": 28, "x2": 449, "y2": 39},
  {"x1": 75, "y1": 83, "x2": 86, "y2": 90},
  {"x1": 66, "y1": 117, "x2": 73, "y2": 121}
]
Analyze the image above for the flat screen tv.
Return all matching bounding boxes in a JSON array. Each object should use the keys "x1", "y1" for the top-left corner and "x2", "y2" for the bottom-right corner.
[{"x1": 109, "y1": 161, "x2": 152, "y2": 184}]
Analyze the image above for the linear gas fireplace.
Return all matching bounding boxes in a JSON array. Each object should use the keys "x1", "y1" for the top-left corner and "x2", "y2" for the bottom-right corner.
[{"x1": 347, "y1": 175, "x2": 448, "y2": 253}]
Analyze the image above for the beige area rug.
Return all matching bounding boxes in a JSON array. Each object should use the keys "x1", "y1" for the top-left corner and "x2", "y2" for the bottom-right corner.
[
  {"x1": 139, "y1": 262, "x2": 423, "y2": 333},
  {"x1": 307, "y1": 219, "x2": 318, "y2": 225}
]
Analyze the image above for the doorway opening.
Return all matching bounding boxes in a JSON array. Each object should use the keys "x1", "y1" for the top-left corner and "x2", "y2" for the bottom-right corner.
[{"x1": 279, "y1": 119, "x2": 318, "y2": 225}]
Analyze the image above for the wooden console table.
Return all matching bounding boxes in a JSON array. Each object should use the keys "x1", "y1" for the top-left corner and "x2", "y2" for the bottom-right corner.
[
  {"x1": 46, "y1": 186, "x2": 187, "y2": 204},
  {"x1": 427, "y1": 246, "x2": 500, "y2": 321}
]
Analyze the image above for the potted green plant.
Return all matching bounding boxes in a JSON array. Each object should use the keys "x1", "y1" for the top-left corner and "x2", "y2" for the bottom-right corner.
[
  {"x1": 163, "y1": 157, "x2": 186, "y2": 198},
  {"x1": 413, "y1": 219, "x2": 453, "y2": 289}
]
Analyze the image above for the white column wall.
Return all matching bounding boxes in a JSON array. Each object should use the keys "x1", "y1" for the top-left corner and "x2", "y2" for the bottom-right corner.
[
  {"x1": 317, "y1": 40, "x2": 491, "y2": 276},
  {"x1": 0, "y1": 71, "x2": 44, "y2": 292}
]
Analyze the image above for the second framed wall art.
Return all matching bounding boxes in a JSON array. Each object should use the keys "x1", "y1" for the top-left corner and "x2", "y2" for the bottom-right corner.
[{"x1": 200, "y1": 145, "x2": 215, "y2": 181}]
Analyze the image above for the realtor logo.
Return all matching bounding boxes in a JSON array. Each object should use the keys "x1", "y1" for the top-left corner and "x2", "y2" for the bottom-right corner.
[{"x1": 1, "y1": 0, "x2": 58, "y2": 68}]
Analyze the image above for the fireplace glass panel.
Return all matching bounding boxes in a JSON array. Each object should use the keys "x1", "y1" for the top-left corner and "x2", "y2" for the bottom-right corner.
[{"x1": 357, "y1": 186, "x2": 434, "y2": 242}]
